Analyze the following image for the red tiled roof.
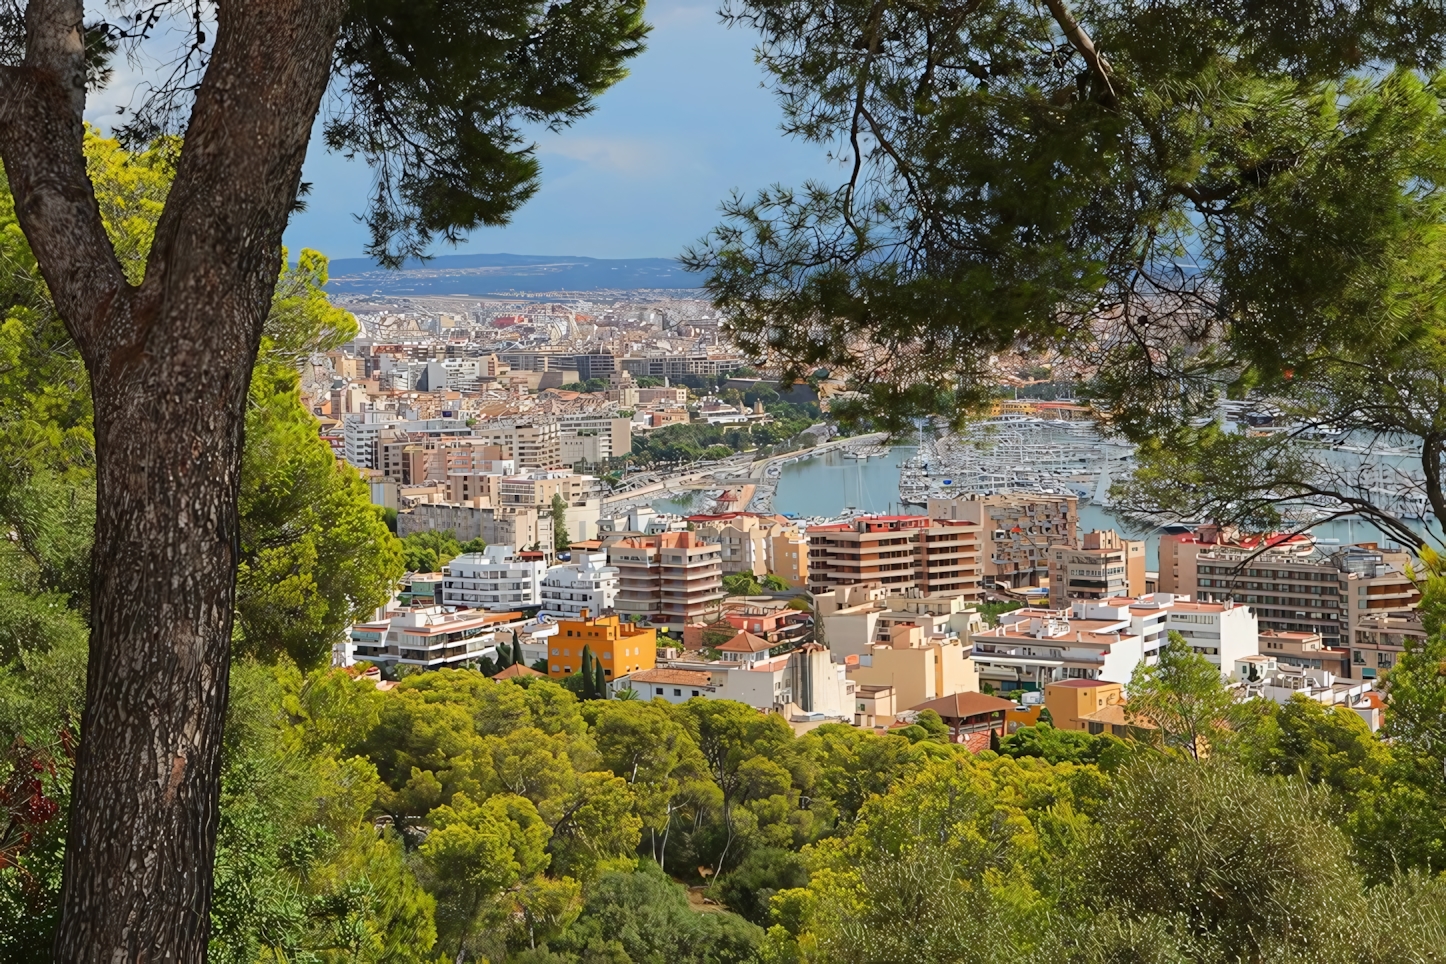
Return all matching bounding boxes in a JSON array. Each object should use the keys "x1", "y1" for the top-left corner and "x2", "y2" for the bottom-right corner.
[
  {"x1": 911, "y1": 691, "x2": 1017, "y2": 718},
  {"x1": 718, "y1": 630, "x2": 771, "y2": 653},
  {"x1": 492, "y1": 664, "x2": 545, "y2": 680}
]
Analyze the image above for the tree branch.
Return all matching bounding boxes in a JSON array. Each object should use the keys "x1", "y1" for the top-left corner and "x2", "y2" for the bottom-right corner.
[
  {"x1": 0, "y1": 0, "x2": 129, "y2": 367},
  {"x1": 1042, "y1": 0, "x2": 1116, "y2": 106}
]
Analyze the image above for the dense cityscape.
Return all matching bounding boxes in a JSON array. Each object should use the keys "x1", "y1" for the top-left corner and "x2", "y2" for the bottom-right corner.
[{"x1": 11, "y1": 2, "x2": 1446, "y2": 963}]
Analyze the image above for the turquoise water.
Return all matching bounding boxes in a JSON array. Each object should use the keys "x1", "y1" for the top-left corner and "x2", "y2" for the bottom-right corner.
[{"x1": 653, "y1": 446, "x2": 1439, "y2": 568}]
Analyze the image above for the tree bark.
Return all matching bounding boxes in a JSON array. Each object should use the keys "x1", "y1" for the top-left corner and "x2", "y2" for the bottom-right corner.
[{"x1": 0, "y1": 1, "x2": 348, "y2": 959}]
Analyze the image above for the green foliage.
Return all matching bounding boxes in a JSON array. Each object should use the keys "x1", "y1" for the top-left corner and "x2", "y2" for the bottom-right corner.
[
  {"x1": 329, "y1": 0, "x2": 649, "y2": 265},
  {"x1": 723, "y1": 572, "x2": 765, "y2": 596},
  {"x1": 684, "y1": 1, "x2": 1446, "y2": 438},
  {"x1": 1126, "y1": 632, "x2": 1235, "y2": 760},
  {"x1": 629, "y1": 410, "x2": 818, "y2": 467},
  {"x1": 714, "y1": 846, "x2": 808, "y2": 925},
  {"x1": 237, "y1": 342, "x2": 402, "y2": 669},
  {"x1": 999, "y1": 723, "x2": 1134, "y2": 771},
  {"x1": 551, "y1": 860, "x2": 763, "y2": 964},
  {"x1": 401, "y1": 530, "x2": 462, "y2": 573}
]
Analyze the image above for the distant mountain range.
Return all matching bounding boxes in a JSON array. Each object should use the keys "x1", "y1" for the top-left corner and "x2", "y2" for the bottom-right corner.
[{"x1": 324, "y1": 252, "x2": 701, "y2": 297}]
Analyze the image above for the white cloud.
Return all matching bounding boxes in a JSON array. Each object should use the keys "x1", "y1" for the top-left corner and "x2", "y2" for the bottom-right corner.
[{"x1": 540, "y1": 135, "x2": 673, "y2": 176}]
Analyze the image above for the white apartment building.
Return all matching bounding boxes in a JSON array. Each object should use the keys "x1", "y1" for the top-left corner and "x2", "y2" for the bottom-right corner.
[
  {"x1": 973, "y1": 608, "x2": 1146, "y2": 694},
  {"x1": 1069, "y1": 594, "x2": 1258, "y2": 674},
  {"x1": 614, "y1": 638, "x2": 853, "y2": 719},
  {"x1": 442, "y1": 545, "x2": 547, "y2": 609},
  {"x1": 539, "y1": 552, "x2": 620, "y2": 619},
  {"x1": 347, "y1": 607, "x2": 521, "y2": 669}
]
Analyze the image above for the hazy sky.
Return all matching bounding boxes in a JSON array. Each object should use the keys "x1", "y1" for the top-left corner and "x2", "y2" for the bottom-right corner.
[{"x1": 277, "y1": 0, "x2": 836, "y2": 262}]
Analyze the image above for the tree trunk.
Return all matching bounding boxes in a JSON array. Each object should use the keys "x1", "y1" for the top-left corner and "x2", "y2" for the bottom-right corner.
[{"x1": 0, "y1": 1, "x2": 348, "y2": 959}]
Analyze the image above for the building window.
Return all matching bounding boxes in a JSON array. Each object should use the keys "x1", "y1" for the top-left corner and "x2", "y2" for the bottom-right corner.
[
  {"x1": 673, "y1": 688, "x2": 682, "y2": 696},
  {"x1": 691, "y1": 690, "x2": 700, "y2": 696}
]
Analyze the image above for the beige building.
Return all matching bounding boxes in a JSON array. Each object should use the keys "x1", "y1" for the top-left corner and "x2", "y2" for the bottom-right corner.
[
  {"x1": 1350, "y1": 611, "x2": 1426, "y2": 682},
  {"x1": 847, "y1": 623, "x2": 979, "y2": 712},
  {"x1": 608, "y1": 531, "x2": 725, "y2": 630},
  {"x1": 497, "y1": 470, "x2": 603, "y2": 542},
  {"x1": 807, "y1": 515, "x2": 983, "y2": 599},
  {"x1": 471, "y1": 420, "x2": 563, "y2": 468},
  {"x1": 1047, "y1": 529, "x2": 1145, "y2": 607},
  {"x1": 817, "y1": 587, "x2": 982, "y2": 659},
  {"x1": 399, "y1": 502, "x2": 552, "y2": 556},
  {"x1": 928, "y1": 494, "x2": 1078, "y2": 589},
  {"x1": 689, "y1": 513, "x2": 811, "y2": 586},
  {"x1": 1184, "y1": 542, "x2": 1419, "y2": 651}
]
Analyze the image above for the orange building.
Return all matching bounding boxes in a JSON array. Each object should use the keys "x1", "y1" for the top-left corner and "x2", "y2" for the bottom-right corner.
[{"x1": 548, "y1": 609, "x2": 657, "y2": 681}]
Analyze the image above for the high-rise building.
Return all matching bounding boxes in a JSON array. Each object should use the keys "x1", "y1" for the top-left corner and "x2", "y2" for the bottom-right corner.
[
  {"x1": 1183, "y1": 541, "x2": 1419, "y2": 654},
  {"x1": 806, "y1": 516, "x2": 983, "y2": 599},
  {"x1": 928, "y1": 494, "x2": 1078, "y2": 588},
  {"x1": 608, "y1": 532, "x2": 725, "y2": 630},
  {"x1": 1046, "y1": 529, "x2": 1145, "y2": 607}
]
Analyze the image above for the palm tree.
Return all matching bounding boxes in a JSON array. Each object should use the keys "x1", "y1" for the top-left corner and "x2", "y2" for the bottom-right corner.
[{"x1": 614, "y1": 688, "x2": 640, "y2": 701}]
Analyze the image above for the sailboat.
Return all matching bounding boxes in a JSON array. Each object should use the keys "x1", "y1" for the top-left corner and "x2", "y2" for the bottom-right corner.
[{"x1": 1092, "y1": 466, "x2": 1112, "y2": 506}]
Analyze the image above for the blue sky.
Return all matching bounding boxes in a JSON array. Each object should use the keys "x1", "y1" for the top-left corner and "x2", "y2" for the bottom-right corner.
[{"x1": 280, "y1": 0, "x2": 835, "y2": 261}]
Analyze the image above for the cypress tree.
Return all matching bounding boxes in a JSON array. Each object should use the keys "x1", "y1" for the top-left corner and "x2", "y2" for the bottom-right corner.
[
  {"x1": 989, "y1": 728, "x2": 1002, "y2": 753},
  {"x1": 594, "y1": 660, "x2": 608, "y2": 700},
  {"x1": 580, "y1": 645, "x2": 594, "y2": 698},
  {"x1": 511, "y1": 635, "x2": 524, "y2": 667}
]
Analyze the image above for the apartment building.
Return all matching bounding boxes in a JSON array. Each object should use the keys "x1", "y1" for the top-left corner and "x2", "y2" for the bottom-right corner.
[
  {"x1": 1046, "y1": 529, "x2": 1145, "y2": 607},
  {"x1": 817, "y1": 587, "x2": 982, "y2": 658},
  {"x1": 847, "y1": 622, "x2": 979, "y2": 711},
  {"x1": 1068, "y1": 594, "x2": 1258, "y2": 674},
  {"x1": 442, "y1": 545, "x2": 548, "y2": 609},
  {"x1": 497, "y1": 470, "x2": 603, "y2": 542},
  {"x1": 1185, "y1": 542, "x2": 1419, "y2": 650},
  {"x1": 343, "y1": 414, "x2": 472, "y2": 470},
  {"x1": 928, "y1": 494, "x2": 1078, "y2": 589},
  {"x1": 620, "y1": 637, "x2": 853, "y2": 719},
  {"x1": 470, "y1": 419, "x2": 563, "y2": 469},
  {"x1": 1349, "y1": 611, "x2": 1425, "y2": 681},
  {"x1": 399, "y1": 503, "x2": 552, "y2": 556},
  {"x1": 806, "y1": 515, "x2": 983, "y2": 599},
  {"x1": 559, "y1": 414, "x2": 631, "y2": 460},
  {"x1": 546, "y1": 611, "x2": 656, "y2": 681},
  {"x1": 1258, "y1": 630, "x2": 1351, "y2": 679},
  {"x1": 619, "y1": 353, "x2": 746, "y2": 379},
  {"x1": 971, "y1": 607, "x2": 1146, "y2": 693},
  {"x1": 348, "y1": 607, "x2": 522, "y2": 669},
  {"x1": 608, "y1": 531, "x2": 725, "y2": 630},
  {"x1": 1157, "y1": 524, "x2": 1315, "y2": 596},
  {"x1": 689, "y1": 512, "x2": 810, "y2": 586},
  {"x1": 539, "y1": 552, "x2": 620, "y2": 619}
]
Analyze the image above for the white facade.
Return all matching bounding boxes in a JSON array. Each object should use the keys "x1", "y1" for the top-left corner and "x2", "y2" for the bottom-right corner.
[
  {"x1": 1069, "y1": 594, "x2": 1259, "y2": 676},
  {"x1": 442, "y1": 545, "x2": 546, "y2": 609},
  {"x1": 539, "y1": 552, "x2": 620, "y2": 618},
  {"x1": 974, "y1": 608, "x2": 1146, "y2": 693}
]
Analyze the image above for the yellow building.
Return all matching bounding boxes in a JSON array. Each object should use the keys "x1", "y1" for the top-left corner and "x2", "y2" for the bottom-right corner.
[
  {"x1": 847, "y1": 623, "x2": 978, "y2": 712},
  {"x1": 549, "y1": 610, "x2": 657, "y2": 681},
  {"x1": 1043, "y1": 679, "x2": 1124, "y2": 730}
]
